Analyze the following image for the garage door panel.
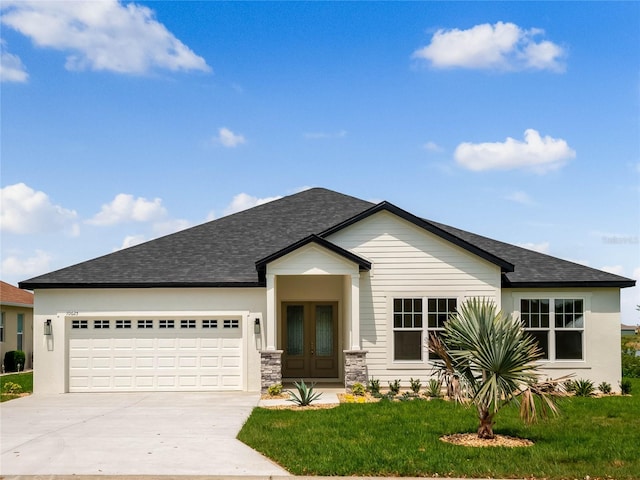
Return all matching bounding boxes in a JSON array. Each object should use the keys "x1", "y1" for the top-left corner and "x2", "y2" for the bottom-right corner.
[{"x1": 69, "y1": 317, "x2": 244, "y2": 392}]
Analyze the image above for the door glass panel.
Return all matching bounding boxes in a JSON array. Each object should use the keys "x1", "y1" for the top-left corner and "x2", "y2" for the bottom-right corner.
[
  {"x1": 315, "y1": 305, "x2": 333, "y2": 356},
  {"x1": 286, "y1": 305, "x2": 304, "y2": 356}
]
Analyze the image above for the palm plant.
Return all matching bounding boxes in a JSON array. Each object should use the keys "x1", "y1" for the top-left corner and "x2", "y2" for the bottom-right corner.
[{"x1": 429, "y1": 298, "x2": 560, "y2": 439}]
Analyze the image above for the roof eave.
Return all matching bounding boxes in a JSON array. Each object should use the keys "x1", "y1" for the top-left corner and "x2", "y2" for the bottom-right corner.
[
  {"x1": 503, "y1": 280, "x2": 637, "y2": 289},
  {"x1": 18, "y1": 281, "x2": 264, "y2": 290}
]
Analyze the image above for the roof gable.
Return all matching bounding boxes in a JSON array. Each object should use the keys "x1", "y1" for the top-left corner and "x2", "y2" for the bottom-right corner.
[
  {"x1": 320, "y1": 201, "x2": 515, "y2": 273},
  {"x1": 256, "y1": 234, "x2": 371, "y2": 281}
]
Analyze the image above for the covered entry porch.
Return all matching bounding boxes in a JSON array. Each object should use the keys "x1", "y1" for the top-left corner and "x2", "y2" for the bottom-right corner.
[{"x1": 255, "y1": 236, "x2": 370, "y2": 392}]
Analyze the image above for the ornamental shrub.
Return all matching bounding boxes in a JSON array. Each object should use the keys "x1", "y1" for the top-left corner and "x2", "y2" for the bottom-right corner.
[{"x1": 3, "y1": 351, "x2": 26, "y2": 373}]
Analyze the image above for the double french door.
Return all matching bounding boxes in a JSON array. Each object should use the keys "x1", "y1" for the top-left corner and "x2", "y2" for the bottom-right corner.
[{"x1": 282, "y1": 302, "x2": 338, "y2": 378}]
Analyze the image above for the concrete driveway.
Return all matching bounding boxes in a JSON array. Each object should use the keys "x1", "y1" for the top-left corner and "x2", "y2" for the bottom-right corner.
[{"x1": 0, "y1": 392, "x2": 290, "y2": 476}]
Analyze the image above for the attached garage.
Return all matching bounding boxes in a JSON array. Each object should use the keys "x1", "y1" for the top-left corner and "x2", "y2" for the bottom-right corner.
[{"x1": 68, "y1": 316, "x2": 244, "y2": 392}]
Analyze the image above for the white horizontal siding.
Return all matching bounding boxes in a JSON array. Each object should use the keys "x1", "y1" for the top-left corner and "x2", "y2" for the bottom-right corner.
[{"x1": 329, "y1": 211, "x2": 502, "y2": 383}]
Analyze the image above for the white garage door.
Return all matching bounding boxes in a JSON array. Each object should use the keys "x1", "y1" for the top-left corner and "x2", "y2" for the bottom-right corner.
[{"x1": 68, "y1": 317, "x2": 243, "y2": 392}]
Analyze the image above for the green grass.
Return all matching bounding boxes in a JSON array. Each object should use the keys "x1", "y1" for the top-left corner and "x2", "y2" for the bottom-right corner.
[
  {"x1": 238, "y1": 378, "x2": 640, "y2": 478},
  {"x1": 0, "y1": 371, "x2": 33, "y2": 402}
]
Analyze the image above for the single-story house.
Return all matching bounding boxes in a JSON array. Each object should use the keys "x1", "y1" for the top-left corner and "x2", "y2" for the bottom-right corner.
[
  {"x1": 621, "y1": 324, "x2": 638, "y2": 336},
  {"x1": 20, "y1": 188, "x2": 635, "y2": 393},
  {"x1": 1, "y1": 281, "x2": 34, "y2": 371}
]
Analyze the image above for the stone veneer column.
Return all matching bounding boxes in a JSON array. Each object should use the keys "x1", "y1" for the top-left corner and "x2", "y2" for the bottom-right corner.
[
  {"x1": 343, "y1": 350, "x2": 368, "y2": 391},
  {"x1": 260, "y1": 350, "x2": 283, "y2": 393}
]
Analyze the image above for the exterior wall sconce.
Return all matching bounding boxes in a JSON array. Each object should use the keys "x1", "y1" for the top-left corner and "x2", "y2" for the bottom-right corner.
[
  {"x1": 44, "y1": 319, "x2": 52, "y2": 336},
  {"x1": 254, "y1": 318, "x2": 261, "y2": 334}
]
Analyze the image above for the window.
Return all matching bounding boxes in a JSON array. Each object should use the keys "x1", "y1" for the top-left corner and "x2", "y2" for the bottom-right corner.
[
  {"x1": 223, "y1": 319, "x2": 239, "y2": 329},
  {"x1": 0, "y1": 312, "x2": 4, "y2": 342},
  {"x1": 72, "y1": 320, "x2": 88, "y2": 329},
  {"x1": 17, "y1": 314, "x2": 24, "y2": 351},
  {"x1": 159, "y1": 319, "x2": 175, "y2": 329},
  {"x1": 427, "y1": 298, "x2": 457, "y2": 360},
  {"x1": 520, "y1": 298, "x2": 584, "y2": 361},
  {"x1": 181, "y1": 319, "x2": 196, "y2": 329},
  {"x1": 202, "y1": 319, "x2": 218, "y2": 329},
  {"x1": 137, "y1": 319, "x2": 153, "y2": 329},
  {"x1": 94, "y1": 320, "x2": 110, "y2": 329},
  {"x1": 116, "y1": 320, "x2": 132, "y2": 329},
  {"x1": 393, "y1": 298, "x2": 423, "y2": 361}
]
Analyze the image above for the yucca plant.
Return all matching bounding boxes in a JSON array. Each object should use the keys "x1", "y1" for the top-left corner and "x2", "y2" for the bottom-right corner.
[
  {"x1": 598, "y1": 381, "x2": 612, "y2": 395},
  {"x1": 287, "y1": 380, "x2": 322, "y2": 406},
  {"x1": 410, "y1": 377, "x2": 422, "y2": 394},
  {"x1": 425, "y1": 378, "x2": 442, "y2": 398},
  {"x1": 388, "y1": 379, "x2": 401, "y2": 395},
  {"x1": 573, "y1": 379, "x2": 595, "y2": 397},
  {"x1": 368, "y1": 377, "x2": 380, "y2": 395},
  {"x1": 428, "y1": 298, "x2": 560, "y2": 439}
]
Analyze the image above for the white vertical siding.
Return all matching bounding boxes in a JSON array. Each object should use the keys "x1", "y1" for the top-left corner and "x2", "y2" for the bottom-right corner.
[{"x1": 329, "y1": 211, "x2": 502, "y2": 384}]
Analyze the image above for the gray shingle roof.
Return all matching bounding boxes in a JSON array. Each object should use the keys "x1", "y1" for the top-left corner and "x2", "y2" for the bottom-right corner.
[{"x1": 19, "y1": 187, "x2": 635, "y2": 289}]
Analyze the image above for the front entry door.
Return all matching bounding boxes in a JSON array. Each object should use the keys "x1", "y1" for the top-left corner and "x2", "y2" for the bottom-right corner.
[{"x1": 282, "y1": 302, "x2": 338, "y2": 378}]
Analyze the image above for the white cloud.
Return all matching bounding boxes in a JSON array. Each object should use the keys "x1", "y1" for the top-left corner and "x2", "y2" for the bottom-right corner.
[
  {"x1": 303, "y1": 130, "x2": 347, "y2": 140},
  {"x1": 517, "y1": 242, "x2": 550, "y2": 254},
  {"x1": 117, "y1": 234, "x2": 147, "y2": 250},
  {"x1": 0, "y1": 39, "x2": 28, "y2": 82},
  {"x1": 1, "y1": 250, "x2": 52, "y2": 278},
  {"x1": 0, "y1": 183, "x2": 78, "y2": 234},
  {"x1": 423, "y1": 141, "x2": 443, "y2": 152},
  {"x1": 0, "y1": 0, "x2": 210, "y2": 75},
  {"x1": 413, "y1": 21, "x2": 565, "y2": 72},
  {"x1": 223, "y1": 193, "x2": 282, "y2": 216},
  {"x1": 454, "y1": 129, "x2": 576, "y2": 173},
  {"x1": 506, "y1": 191, "x2": 535, "y2": 205},
  {"x1": 216, "y1": 127, "x2": 246, "y2": 148},
  {"x1": 601, "y1": 265, "x2": 625, "y2": 276},
  {"x1": 88, "y1": 193, "x2": 167, "y2": 226}
]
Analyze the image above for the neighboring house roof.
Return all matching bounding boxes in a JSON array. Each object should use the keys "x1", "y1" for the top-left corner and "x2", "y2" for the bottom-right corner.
[
  {"x1": 0, "y1": 281, "x2": 34, "y2": 307},
  {"x1": 621, "y1": 324, "x2": 638, "y2": 330},
  {"x1": 19, "y1": 188, "x2": 636, "y2": 290}
]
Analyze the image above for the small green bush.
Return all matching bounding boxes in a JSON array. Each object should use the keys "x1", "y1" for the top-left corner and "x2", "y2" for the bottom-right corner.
[
  {"x1": 620, "y1": 378, "x2": 633, "y2": 395},
  {"x1": 368, "y1": 378, "x2": 380, "y2": 395},
  {"x1": 2, "y1": 381, "x2": 23, "y2": 394},
  {"x1": 409, "y1": 377, "x2": 421, "y2": 394},
  {"x1": 351, "y1": 382, "x2": 366, "y2": 396},
  {"x1": 573, "y1": 379, "x2": 595, "y2": 397},
  {"x1": 267, "y1": 383, "x2": 283, "y2": 396},
  {"x1": 598, "y1": 381, "x2": 612, "y2": 395},
  {"x1": 621, "y1": 346, "x2": 640, "y2": 378},
  {"x1": 388, "y1": 379, "x2": 401, "y2": 395},
  {"x1": 3, "y1": 351, "x2": 26, "y2": 373},
  {"x1": 425, "y1": 378, "x2": 442, "y2": 398}
]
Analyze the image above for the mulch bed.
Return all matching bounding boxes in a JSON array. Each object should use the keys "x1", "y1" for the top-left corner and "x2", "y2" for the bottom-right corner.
[{"x1": 441, "y1": 433, "x2": 534, "y2": 448}]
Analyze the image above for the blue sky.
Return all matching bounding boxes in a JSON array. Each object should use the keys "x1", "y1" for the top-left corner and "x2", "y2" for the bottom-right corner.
[{"x1": 1, "y1": 1, "x2": 638, "y2": 323}]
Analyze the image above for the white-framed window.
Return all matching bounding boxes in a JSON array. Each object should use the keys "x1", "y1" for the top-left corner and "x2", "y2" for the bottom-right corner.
[
  {"x1": 391, "y1": 296, "x2": 459, "y2": 363},
  {"x1": 202, "y1": 319, "x2": 218, "y2": 329},
  {"x1": 116, "y1": 320, "x2": 132, "y2": 329},
  {"x1": 520, "y1": 298, "x2": 585, "y2": 361},
  {"x1": 392, "y1": 298, "x2": 423, "y2": 361},
  {"x1": 94, "y1": 319, "x2": 110, "y2": 329},
  {"x1": 137, "y1": 319, "x2": 153, "y2": 329},
  {"x1": 426, "y1": 298, "x2": 458, "y2": 360},
  {"x1": 159, "y1": 319, "x2": 175, "y2": 329},
  {"x1": 72, "y1": 319, "x2": 88, "y2": 329},
  {"x1": 181, "y1": 319, "x2": 196, "y2": 329}
]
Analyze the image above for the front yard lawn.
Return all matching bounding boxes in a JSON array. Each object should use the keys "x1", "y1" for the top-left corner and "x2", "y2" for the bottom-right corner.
[
  {"x1": 238, "y1": 378, "x2": 640, "y2": 478},
  {"x1": 0, "y1": 371, "x2": 33, "y2": 402}
]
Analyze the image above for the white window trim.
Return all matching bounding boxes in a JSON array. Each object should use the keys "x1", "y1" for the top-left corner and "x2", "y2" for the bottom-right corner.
[
  {"x1": 386, "y1": 293, "x2": 466, "y2": 369},
  {"x1": 513, "y1": 293, "x2": 591, "y2": 364}
]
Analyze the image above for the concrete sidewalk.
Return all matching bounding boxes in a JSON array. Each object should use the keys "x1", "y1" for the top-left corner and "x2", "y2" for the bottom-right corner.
[{"x1": 1, "y1": 392, "x2": 289, "y2": 477}]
